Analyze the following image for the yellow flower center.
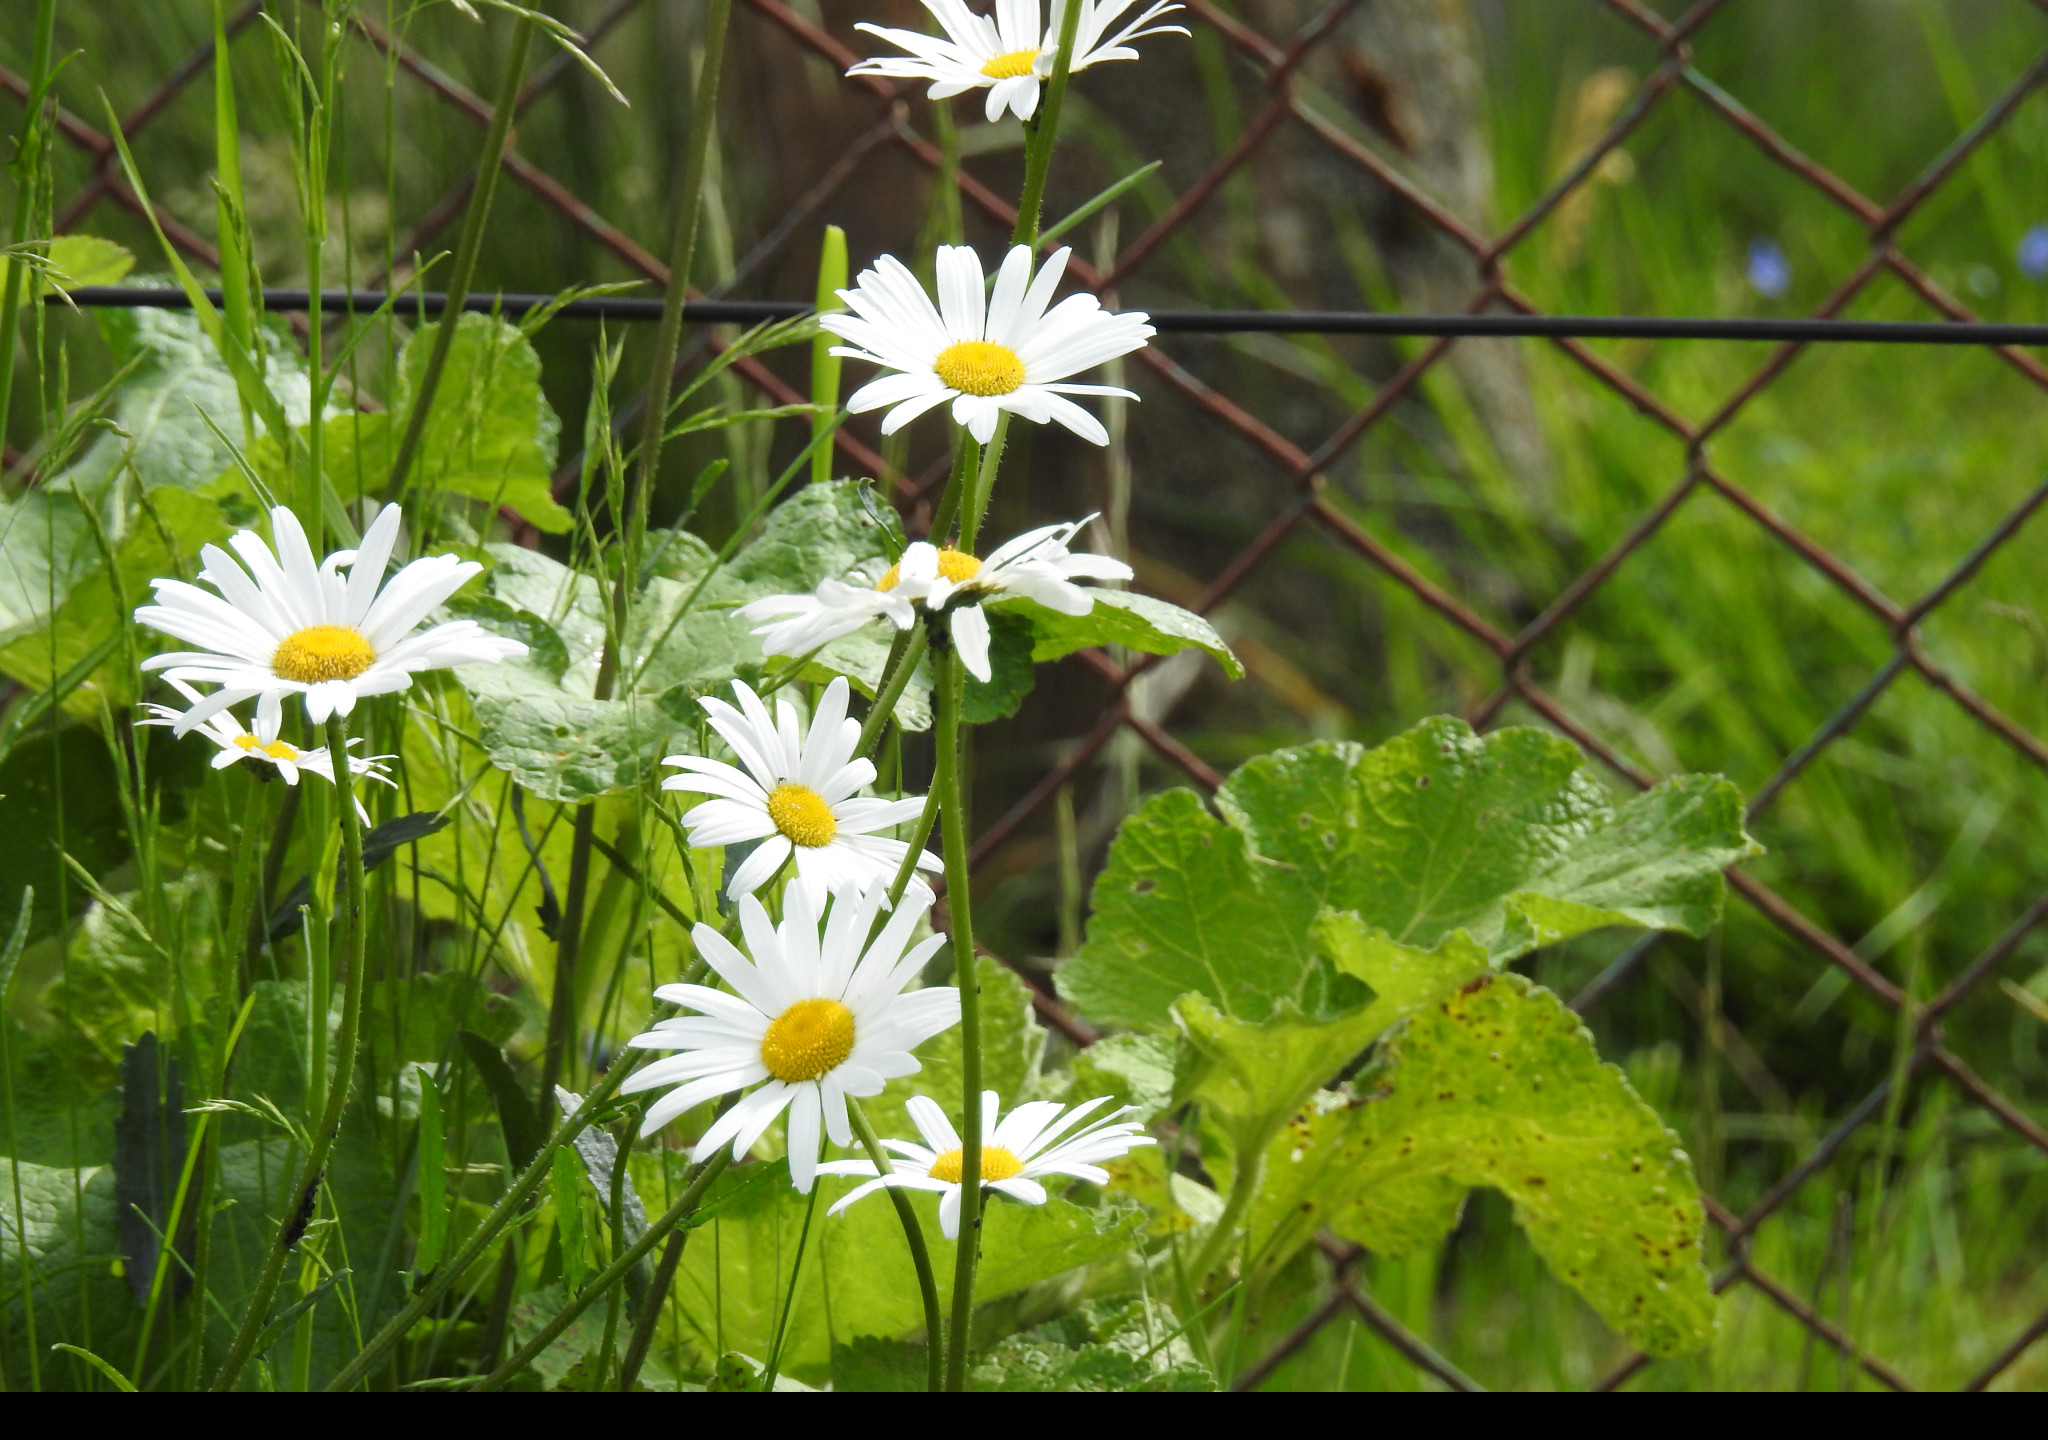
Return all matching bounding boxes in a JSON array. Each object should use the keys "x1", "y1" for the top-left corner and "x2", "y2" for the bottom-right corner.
[
  {"x1": 272, "y1": 624, "x2": 377, "y2": 684},
  {"x1": 980, "y1": 48, "x2": 1039, "y2": 80},
  {"x1": 933, "y1": 339, "x2": 1026, "y2": 397},
  {"x1": 233, "y1": 733, "x2": 301, "y2": 762},
  {"x1": 927, "y1": 1146, "x2": 1024, "y2": 1184},
  {"x1": 766, "y1": 783, "x2": 838, "y2": 848},
  {"x1": 759, "y1": 998, "x2": 856, "y2": 1083},
  {"x1": 877, "y1": 548, "x2": 982, "y2": 593}
]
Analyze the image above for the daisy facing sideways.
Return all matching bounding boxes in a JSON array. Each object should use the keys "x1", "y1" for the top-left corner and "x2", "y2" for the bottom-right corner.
[
  {"x1": 621, "y1": 884, "x2": 958, "y2": 1193},
  {"x1": 133, "y1": 503, "x2": 527, "y2": 730},
  {"x1": 817, "y1": 1092, "x2": 1154, "y2": 1238},
  {"x1": 138, "y1": 678, "x2": 395, "y2": 821},
  {"x1": 822, "y1": 243, "x2": 1152, "y2": 445},
  {"x1": 742, "y1": 516, "x2": 1131, "y2": 684},
  {"x1": 662, "y1": 676, "x2": 940, "y2": 901},
  {"x1": 849, "y1": 0, "x2": 1188, "y2": 124}
]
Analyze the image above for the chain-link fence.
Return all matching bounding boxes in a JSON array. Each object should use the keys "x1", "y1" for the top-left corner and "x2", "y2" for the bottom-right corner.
[{"x1": 11, "y1": 0, "x2": 2048, "y2": 1391}]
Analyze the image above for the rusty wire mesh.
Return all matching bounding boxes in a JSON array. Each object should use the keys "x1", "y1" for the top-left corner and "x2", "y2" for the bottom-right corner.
[{"x1": 11, "y1": 0, "x2": 2048, "y2": 1392}]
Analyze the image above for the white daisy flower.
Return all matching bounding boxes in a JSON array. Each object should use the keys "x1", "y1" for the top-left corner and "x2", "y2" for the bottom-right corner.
[
  {"x1": 899, "y1": 516, "x2": 1133, "y2": 682},
  {"x1": 662, "y1": 676, "x2": 941, "y2": 902},
  {"x1": 734, "y1": 574, "x2": 918, "y2": 663},
  {"x1": 621, "y1": 885, "x2": 959, "y2": 1193},
  {"x1": 817, "y1": 1092, "x2": 1153, "y2": 1238},
  {"x1": 849, "y1": 0, "x2": 1188, "y2": 124},
  {"x1": 138, "y1": 678, "x2": 395, "y2": 822},
  {"x1": 133, "y1": 503, "x2": 527, "y2": 731},
  {"x1": 821, "y1": 243, "x2": 1152, "y2": 445}
]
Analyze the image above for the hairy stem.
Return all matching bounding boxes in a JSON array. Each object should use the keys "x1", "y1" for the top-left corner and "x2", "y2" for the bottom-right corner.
[
  {"x1": 932, "y1": 642, "x2": 982, "y2": 1390},
  {"x1": 210, "y1": 715, "x2": 369, "y2": 1391},
  {"x1": 471, "y1": 1149, "x2": 733, "y2": 1392},
  {"x1": 383, "y1": 13, "x2": 535, "y2": 502},
  {"x1": 323, "y1": 1064, "x2": 633, "y2": 1391},
  {"x1": 850, "y1": 1100, "x2": 945, "y2": 1392}
]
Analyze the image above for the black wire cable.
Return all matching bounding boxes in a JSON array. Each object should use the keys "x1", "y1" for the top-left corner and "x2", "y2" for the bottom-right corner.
[{"x1": 50, "y1": 285, "x2": 2048, "y2": 347}]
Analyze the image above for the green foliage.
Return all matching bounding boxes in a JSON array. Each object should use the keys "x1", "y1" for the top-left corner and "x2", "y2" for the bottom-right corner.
[
  {"x1": 62, "y1": 302, "x2": 317, "y2": 500},
  {"x1": 455, "y1": 480, "x2": 922, "y2": 799},
  {"x1": 669, "y1": 1154, "x2": 1142, "y2": 1383},
  {"x1": 1246, "y1": 974, "x2": 1715, "y2": 1358},
  {"x1": 395, "y1": 313, "x2": 570, "y2": 531},
  {"x1": 0, "y1": 728, "x2": 135, "y2": 945},
  {"x1": 968, "y1": 1296, "x2": 1214, "y2": 1391},
  {"x1": 1061, "y1": 717, "x2": 1758, "y2": 1031},
  {"x1": 24, "y1": 235, "x2": 135, "y2": 292},
  {"x1": 1013, "y1": 589, "x2": 1243, "y2": 679}
]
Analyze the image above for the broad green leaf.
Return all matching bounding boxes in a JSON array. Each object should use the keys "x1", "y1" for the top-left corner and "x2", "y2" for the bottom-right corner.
[
  {"x1": 1067, "y1": 1031, "x2": 1177, "y2": 1122},
  {"x1": 41, "y1": 235, "x2": 135, "y2": 290},
  {"x1": 1014, "y1": 589, "x2": 1242, "y2": 678},
  {"x1": 669, "y1": 1156, "x2": 1141, "y2": 1383},
  {"x1": 0, "y1": 487, "x2": 239, "y2": 710},
  {"x1": 1314, "y1": 908, "x2": 1488, "y2": 1037},
  {"x1": 1062, "y1": 719, "x2": 1757, "y2": 1031},
  {"x1": 961, "y1": 608, "x2": 1037, "y2": 724},
  {"x1": 1216, "y1": 719, "x2": 1758, "y2": 962},
  {"x1": 455, "y1": 482, "x2": 930, "y2": 797},
  {"x1": 0, "y1": 1158, "x2": 130, "y2": 1379},
  {"x1": 62, "y1": 303, "x2": 317, "y2": 500},
  {"x1": 397, "y1": 313, "x2": 571, "y2": 531},
  {"x1": 1059, "y1": 789, "x2": 1317, "y2": 1028},
  {"x1": 968, "y1": 1295, "x2": 1215, "y2": 1392},
  {"x1": 1248, "y1": 973, "x2": 1715, "y2": 1357},
  {"x1": 1170, "y1": 993, "x2": 1387, "y2": 1172},
  {"x1": 505, "y1": 1281, "x2": 611, "y2": 1389}
]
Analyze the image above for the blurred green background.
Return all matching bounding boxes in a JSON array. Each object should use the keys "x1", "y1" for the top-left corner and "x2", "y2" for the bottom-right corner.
[{"x1": 3, "y1": 0, "x2": 2046, "y2": 1390}]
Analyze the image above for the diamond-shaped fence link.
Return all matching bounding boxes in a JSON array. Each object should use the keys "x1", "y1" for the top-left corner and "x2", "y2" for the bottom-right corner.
[{"x1": 10, "y1": 0, "x2": 2048, "y2": 1391}]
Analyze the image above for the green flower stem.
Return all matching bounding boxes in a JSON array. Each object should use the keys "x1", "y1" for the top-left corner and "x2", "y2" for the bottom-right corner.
[
  {"x1": 210, "y1": 715, "x2": 370, "y2": 1392},
  {"x1": 614, "y1": 1224, "x2": 685, "y2": 1392},
  {"x1": 383, "y1": 12, "x2": 535, "y2": 503},
  {"x1": 887, "y1": 787, "x2": 943, "y2": 908},
  {"x1": 1009, "y1": 0, "x2": 1087, "y2": 249},
  {"x1": 539, "y1": 810, "x2": 596, "y2": 1101},
  {"x1": 932, "y1": 642, "x2": 983, "y2": 1391},
  {"x1": 957, "y1": 412, "x2": 1012, "y2": 554},
  {"x1": 323, "y1": 1063, "x2": 633, "y2": 1392},
  {"x1": 925, "y1": 435, "x2": 980, "y2": 544},
  {"x1": 850, "y1": 1099, "x2": 945, "y2": 1392},
  {"x1": 1188, "y1": 1150, "x2": 1263, "y2": 1290},
  {"x1": 855, "y1": 624, "x2": 929, "y2": 760},
  {"x1": 470, "y1": 1148, "x2": 733, "y2": 1392}
]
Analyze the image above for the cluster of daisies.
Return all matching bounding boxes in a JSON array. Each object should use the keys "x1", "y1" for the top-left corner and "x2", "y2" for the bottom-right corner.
[
  {"x1": 133, "y1": 502, "x2": 529, "y2": 809},
  {"x1": 130, "y1": 0, "x2": 1184, "y2": 1238}
]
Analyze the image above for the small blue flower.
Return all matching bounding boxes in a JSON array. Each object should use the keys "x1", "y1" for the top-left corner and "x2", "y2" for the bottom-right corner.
[
  {"x1": 2020, "y1": 224, "x2": 2048, "y2": 282},
  {"x1": 1747, "y1": 238, "x2": 1792, "y2": 299}
]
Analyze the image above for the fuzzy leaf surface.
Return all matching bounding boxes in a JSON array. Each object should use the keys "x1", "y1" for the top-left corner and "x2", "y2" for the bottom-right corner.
[{"x1": 1062, "y1": 718, "x2": 1756, "y2": 1031}]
